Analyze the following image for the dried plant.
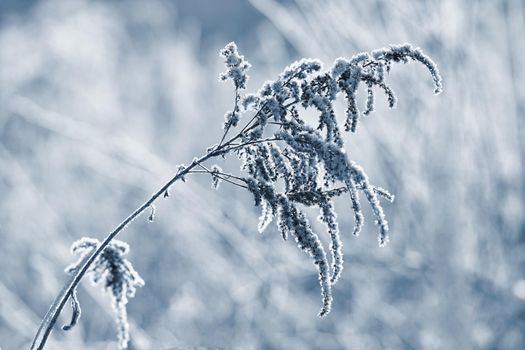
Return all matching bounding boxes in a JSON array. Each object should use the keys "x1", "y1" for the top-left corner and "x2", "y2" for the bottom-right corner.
[
  {"x1": 31, "y1": 42, "x2": 441, "y2": 349},
  {"x1": 63, "y1": 238, "x2": 144, "y2": 349}
]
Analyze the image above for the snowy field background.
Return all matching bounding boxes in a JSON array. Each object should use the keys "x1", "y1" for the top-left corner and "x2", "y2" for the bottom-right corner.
[{"x1": 1, "y1": 0, "x2": 524, "y2": 349}]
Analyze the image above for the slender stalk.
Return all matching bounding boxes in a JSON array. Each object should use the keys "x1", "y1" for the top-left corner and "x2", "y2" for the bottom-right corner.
[
  {"x1": 218, "y1": 87, "x2": 239, "y2": 147},
  {"x1": 190, "y1": 163, "x2": 249, "y2": 188},
  {"x1": 194, "y1": 164, "x2": 247, "y2": 183},
  {"x1": 30, "y1": 149, "x2": 222, "y2": 349},
  {"x1": 188, "y1": 171, "x2": 248, "y2": 189},
  {"x1": 221, "y1": 137, "x2": 280, "y2": 153}
]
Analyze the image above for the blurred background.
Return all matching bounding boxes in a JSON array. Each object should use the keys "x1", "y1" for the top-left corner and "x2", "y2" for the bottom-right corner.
[{"x1": 1, "y1": 0, "x2": 524, "y2": 349}]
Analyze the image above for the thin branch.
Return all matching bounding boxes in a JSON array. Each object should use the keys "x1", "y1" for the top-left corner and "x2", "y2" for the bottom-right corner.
[
  {"x1": 194, "y1": 165, "x2": 247, "y2": 183},
  {"x1": 188, "y1": 170, "x2": 248, "y2": 189},
  {"x1": 219, "y1": 87, "x2": 240, "y2": 147},
  {"x1": 221, "y1": 137, "x2": 280, "y2": 154},
  {"x1": 195, "y1": 163, "x2": 249, "y2": 188},
  {"x1": 30, "y1": 149, "x2": 222, "y2": 349},
  {"x1": 267, "y1": 121, "x2": 291, "y2": 127}
]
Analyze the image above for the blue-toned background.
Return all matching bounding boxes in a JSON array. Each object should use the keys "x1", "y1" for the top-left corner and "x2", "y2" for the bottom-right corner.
[{"x1": 1, "y1": 0, "x2": 524, "y2": 349}]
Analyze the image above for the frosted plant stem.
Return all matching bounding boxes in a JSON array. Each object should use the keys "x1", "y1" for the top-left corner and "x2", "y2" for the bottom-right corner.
[{"x1": 30, "y1": 147, "x2": 224, "y2": 350}]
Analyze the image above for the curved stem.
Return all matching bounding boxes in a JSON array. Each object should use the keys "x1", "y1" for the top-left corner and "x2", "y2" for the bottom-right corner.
[
  {"x1": 30, "y1": 70, "x2": 302, "y2": 349},
  {"x1": 30, "y1": 149, "x2": 221, "y2": 349}
]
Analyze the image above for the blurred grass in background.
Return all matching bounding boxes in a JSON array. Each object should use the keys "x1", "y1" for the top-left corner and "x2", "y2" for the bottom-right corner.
[{"x1": 1, "y1": 0, "x2": 524, "y2": 349}]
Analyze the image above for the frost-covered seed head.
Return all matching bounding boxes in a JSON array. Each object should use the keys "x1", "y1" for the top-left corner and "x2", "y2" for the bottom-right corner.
[
  {"x1": 219, "y1": 42, "x2": 251, "y2": 90},
  {"x1": 66, "y1": 238, "x2": 144, "y2": 349}
]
